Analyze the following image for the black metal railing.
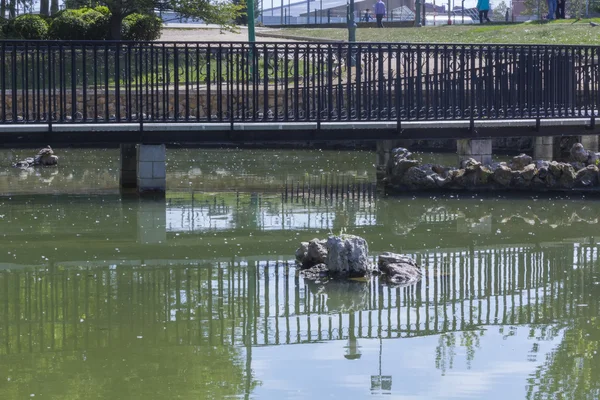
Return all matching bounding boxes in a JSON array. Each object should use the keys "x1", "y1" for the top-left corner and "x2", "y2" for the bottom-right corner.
[{"x1": 0, "y1": 40, "x2": 598, "y2": 125}]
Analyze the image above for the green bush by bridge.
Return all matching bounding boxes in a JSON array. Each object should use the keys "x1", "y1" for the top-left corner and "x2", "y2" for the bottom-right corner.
[{"x1": 0, "y1": 8, "x2": 162, "y2": 41}]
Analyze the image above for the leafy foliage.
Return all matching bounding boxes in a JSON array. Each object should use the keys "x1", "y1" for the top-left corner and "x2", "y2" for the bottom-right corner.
[
  {"x1": 4, "y1": 14, "x2": 49, "y2": 39},
  {"x1": 122, "y1": 13, "x2": 163, "y2": 41},
  {"x1": 48, "y1": 8, "x2": 110, "y2": 40},
  {"x1": 491, "y1": 0, "x2": 509, "y2": 21},
  {"x1": 170, "y1": 0, "x2": 245, "y2": 32}
]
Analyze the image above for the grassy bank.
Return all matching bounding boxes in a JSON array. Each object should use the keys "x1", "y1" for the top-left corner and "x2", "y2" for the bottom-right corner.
[{"x1": 279, "y1": 19, "x2": 600, "y2": 45}]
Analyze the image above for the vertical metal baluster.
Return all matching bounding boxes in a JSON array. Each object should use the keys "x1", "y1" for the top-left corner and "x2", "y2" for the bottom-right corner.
[
  {"x1": 274, "y1": 43, "x2": 279, "y2": 120},
  {"x1": 70, "y1": 44, "x2": 76, "y2": 123},
  {"x1": 104, "y1": 43, "x2": 109, "y2": 122},
  {"x1": 185, "y1": 44, "x2": 190, "y2": 121},
  {"x1": 284, "y1": 44, "x2": 289, "y2": 122},
  {"x1": 174, "y1": 44, "x2": 179, "y2": 122},
  {"x1": 207, "y1": 44, "x2": 212, "y2": 122},
  {"x1": 11, "y1": 43, "x2": 17, "y2": 123}
]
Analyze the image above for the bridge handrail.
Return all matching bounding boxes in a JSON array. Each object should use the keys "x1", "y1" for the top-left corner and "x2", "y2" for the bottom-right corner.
[{"x1": 0, "y1": 40, "x2": 597, "y2": 126}]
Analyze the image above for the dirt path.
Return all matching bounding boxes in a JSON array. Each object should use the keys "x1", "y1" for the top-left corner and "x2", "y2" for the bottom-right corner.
[{"x1": 159, "y1": 26, "x2": 293, "y2": 42}]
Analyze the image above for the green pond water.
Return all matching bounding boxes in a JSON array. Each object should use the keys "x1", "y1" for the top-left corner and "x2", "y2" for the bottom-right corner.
[{"x1": 0, "y1": 148, "x2": 598, "y2": 399}]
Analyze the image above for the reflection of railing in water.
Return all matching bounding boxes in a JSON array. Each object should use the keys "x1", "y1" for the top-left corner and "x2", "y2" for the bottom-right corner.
[
  {"x1": 283, "y1": 179, "x2": 377, "y2": 203},
  {"x1": 0, "y1": 243, "x2": 593, "y2": 355}
]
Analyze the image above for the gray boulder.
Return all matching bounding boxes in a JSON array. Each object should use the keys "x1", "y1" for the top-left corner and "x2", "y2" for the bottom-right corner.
[
  {"x1": 558, "y1": 164, "x2": 576, "y2": 188},
  {"x1": 575, "y1": 165, "x2": 599, "y2": 187},
  {"x1": 570, "y1": 143, "x2": 589, "y2": 163},
  {"x1": 548, "y1": 161, "x2": 562, "y2": 178},
  {"x1": 587, "y1": 151, "x2": 600, "y2": 166},
  {"x1": 296, "y1": 238, "x2": 328, "y2": 268},
  {"x1": 492, "y1": 164, "x2": 513, "y2": 187},
  {"x1": 326, "y1": 235, "x2": 372, "y2": 277},
  {"x1": 521, "y1": 164, "x2": 536, "y2": 181},
  {"x1": 378, "y1": 252, "x2": 422, "y2": 286},
  {"x1": 391, "y1": 159, "x2": 420, "y2": 178},
  {"x1": 401, "y1": 166, "x2": 436, "y2": 189},
  {"x1": 511, "y1": 154, "x2": 533, "y2": 170}
]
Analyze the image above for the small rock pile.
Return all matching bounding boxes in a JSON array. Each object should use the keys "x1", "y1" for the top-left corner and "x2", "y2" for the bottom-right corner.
[
  {"x1": 385, "y1": 143, "x2": 600, "y2": 192},
  {"x1": 296, "y1": 235, "x2": 422, "y2": 286},
  {"x1": 13, "y1": 146, "x2": 59, "y2": 168}
]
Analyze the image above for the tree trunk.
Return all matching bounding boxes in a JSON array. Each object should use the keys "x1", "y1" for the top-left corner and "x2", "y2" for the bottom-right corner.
[
  {"x1": 50, "y1": 0, "x2": 59, "y2": 15},
  {"x1": 40, "y1": 0, "x2": 49, "y2": 16},
  {"x1": 0, "y1": 0, "x2": 6, "y2": 19},
  {"x1": 109, "y1": 14, "x2": 122, "y2": 40},
  {"x1": 8, "y1": 0, "x2": 15, "y2": 18}
]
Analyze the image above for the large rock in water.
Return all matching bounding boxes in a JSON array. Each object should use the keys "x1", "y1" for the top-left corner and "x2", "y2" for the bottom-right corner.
[
  {"x1": 570, "y1": 143, "x2": 589, "y2": 164},
  {"x1": 326, "y1": 235, "x2": 371, "y2": 277},
  {"x1": 296, "y1": 238, "x2": 328, "y2": 268},
  {"x1": 378, "y1": 252, "x2": 422, "y2": 285},
  {"x1": 511, "y1": 154, "x2": 533, "y2": 171}
]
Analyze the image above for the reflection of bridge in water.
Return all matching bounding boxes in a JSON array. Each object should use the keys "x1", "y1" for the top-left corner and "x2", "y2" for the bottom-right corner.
[{"x1": 0, "y1": 242, "x2": 594, "y2": 355}]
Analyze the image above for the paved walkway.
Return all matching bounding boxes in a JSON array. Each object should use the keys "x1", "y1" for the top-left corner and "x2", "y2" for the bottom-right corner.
[{"x1": 159, "y1": 26, "x2": 294, "y2": 42}]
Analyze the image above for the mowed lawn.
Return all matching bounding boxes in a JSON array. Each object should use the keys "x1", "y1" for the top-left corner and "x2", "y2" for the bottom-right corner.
[{"x1": 279, "y1": 19, "x2": 600, "y2": 45}]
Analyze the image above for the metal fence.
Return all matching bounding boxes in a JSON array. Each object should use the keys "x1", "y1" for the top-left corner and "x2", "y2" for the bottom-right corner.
[{"x1": 0, "y1": 40, "x2": 598, "y2": 125}]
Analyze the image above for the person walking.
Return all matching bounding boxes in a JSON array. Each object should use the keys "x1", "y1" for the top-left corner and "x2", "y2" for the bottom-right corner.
[
  {"x1": 555, "y1": 0, "x2": 565, "y2": 19},
  {"x1": 374, "y1": 0, "x2": 386, "y2": 28},
  {"x1": 547, "y1": 0, "x2": 557, "y2": 19},
  {"x1": 477, "y1": 0, "x2": 491, "y2": 23}
]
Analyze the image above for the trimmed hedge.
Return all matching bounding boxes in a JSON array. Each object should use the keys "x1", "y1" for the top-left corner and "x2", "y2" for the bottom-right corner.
[
  {"x1": 122, "y1": 13, "x2": 163, "y2": 41},
  {"x1": 5, "y1": 7, "x2": 162, "y2": 41},
  {"x1": 4, "y1": 14, "x2": 49, "y2": 39},
  {"x1": 49, "y1": 8, "x2": 110, "y2": 40}
]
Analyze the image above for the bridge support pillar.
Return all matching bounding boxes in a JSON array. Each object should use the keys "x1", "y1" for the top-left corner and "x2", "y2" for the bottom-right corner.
[
  {"x1": 119, "y1": 144, "x2": 137, "y2": 189},
  {"x1": 120, "y1": 144, "x2": 166, "y2": 193},
  {"x1": 533, "y1": 137, "x2": 555, "y2": 160},
  {"x1": 457, "y1": 139, "x2": 492, "y2": 165},
  {"x1": 137, "y1": 144, "x2": 166, "y2": 193},
  {"x1": 580, "y1": 135, "x2": 599, "y2": 152}
]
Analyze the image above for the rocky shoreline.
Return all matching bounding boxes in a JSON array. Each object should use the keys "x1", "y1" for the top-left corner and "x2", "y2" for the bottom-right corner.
[{"x1": 384, "y1": 143, "x2": 600, "y2": 193}]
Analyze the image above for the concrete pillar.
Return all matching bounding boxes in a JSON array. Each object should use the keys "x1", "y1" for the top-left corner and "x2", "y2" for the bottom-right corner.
[
  {"x1": 137, "y1": 198, "x2": 166, "y2": 245},
  {"x1": 457, "y1": 139, "x2": 492, "y2": 165},
  {"x1": 533, "y1": 136, "x2": 554, "y2": 160},
  {"x1": 137, "y1": 144, "x2": 166, "y2": 193},
  {"x1": 120, "y1": 144, "x2": 137, "y2": 189},
  {"x1": 580, "y1": 135, "x2": 599, "y2": 152}
]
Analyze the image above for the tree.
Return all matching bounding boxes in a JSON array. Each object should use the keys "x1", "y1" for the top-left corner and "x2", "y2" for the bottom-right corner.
[
  {"x1": 39, "y1": 0, "x2": 49, "y2": 15},
  {"x1": 232, "y1": 0, "x2": 260, "y2": 25},
  {"x1": 491, "y1": 0, "x2": 508, "y2": 21},
  {"x1": 98, "y1": 0, "x2": 244, "y2": 40}
]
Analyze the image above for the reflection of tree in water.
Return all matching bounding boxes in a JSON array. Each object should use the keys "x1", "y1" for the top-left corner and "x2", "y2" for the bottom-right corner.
[
  {"x1": 524, "y1": 252, "x2": 600, "y2": 400},
  {"x1": 0, "y1": 263, "x2": 259, "y2": 399},
  {"x1": 434, "y1": 330, "x2": 483, "y2": 375}
]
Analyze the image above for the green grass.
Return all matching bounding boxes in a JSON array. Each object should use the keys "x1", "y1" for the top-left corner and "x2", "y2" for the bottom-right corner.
[{"x1": 280, "y1": 19, "x2": 600, "y2": 45}]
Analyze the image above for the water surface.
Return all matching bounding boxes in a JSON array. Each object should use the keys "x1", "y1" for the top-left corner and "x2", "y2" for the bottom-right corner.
[{"x1": 0, "y1": 148, "x2": 597, "y2": 399}]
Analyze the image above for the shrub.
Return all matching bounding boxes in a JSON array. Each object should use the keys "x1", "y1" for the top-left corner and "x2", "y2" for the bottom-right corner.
[
  {"x1": 94, "y1": 5, "x2": 111, "y2": 16},
  {"x1": 48, "y1": 8, "x2": 108, "y2": 40},
  {"x1": 122, "y1": 13, "x2": 162, "y2": 41},
  {"x1": 48, "y1": 10, "x2": 88, "y2": 40},
  {"x1": 4, "y1": 14, "x2": 49, "y2": 40}
]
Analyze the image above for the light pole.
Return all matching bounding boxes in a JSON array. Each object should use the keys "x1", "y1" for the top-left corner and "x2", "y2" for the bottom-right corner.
[
  {"x1": 348, "y1": 0, "x2": 357, "y2": 42},
  {"x1": 248, "y1": 0, "x2": 256, "y2": 43},
  {"x1": 415, "y1": 0, "x2": 422, "y2": 27}
]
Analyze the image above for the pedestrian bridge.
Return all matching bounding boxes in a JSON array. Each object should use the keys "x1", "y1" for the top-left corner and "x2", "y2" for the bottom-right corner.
[{"x1": 0, "y1": 40, "x2": 598, "y2": 145}]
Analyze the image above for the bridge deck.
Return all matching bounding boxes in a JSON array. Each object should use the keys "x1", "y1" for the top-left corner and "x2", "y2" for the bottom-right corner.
[{"x1": 0, "y1": 118, "x2": 597, "y2": 145}]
